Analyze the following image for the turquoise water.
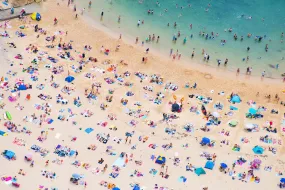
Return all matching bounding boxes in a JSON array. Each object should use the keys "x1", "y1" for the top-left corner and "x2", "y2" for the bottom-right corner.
[{"x1": 77, "y1": 0, "x2": 285, "y2": 78}]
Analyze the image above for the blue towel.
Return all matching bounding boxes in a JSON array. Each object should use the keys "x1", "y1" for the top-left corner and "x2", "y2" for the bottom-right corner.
[{"x1": 85, "y1": 128, "x2": 94, "y2": 134}]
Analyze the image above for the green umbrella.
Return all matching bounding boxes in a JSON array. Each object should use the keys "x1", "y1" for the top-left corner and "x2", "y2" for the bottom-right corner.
[{"x1": 229, "y1": 120, "x2": 238, "y2": 127}]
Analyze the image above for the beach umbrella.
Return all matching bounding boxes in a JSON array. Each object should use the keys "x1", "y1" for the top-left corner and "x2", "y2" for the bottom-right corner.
[
  {"x1": 249, "y1": 108, "x2": 257, "y2": 114},
  {"x1": 245, "y1": 123, "x2": 255, "y2": 129},
  {"x1": 220, "y1": 163, "x2": 227, "y2": 169},
  {"x1": 178, "y1": 176, "x2": 187, "y2": 182},
  {"x1": 231, "y1": 95, "x2": 241, "y2": 103},
  {"x1": 112, "y1": 187, "x2": 120, "y2": 190},
  {"x1": 25, "y1": 153, "x2": 32, "y2": 160},
  {"x1": 229, "y1": 120, "x2": 238, "y2": 127},
  {"x1": 280, "y1": 178, "x2": 285, "y2": 183},
  {"x1": 133, "y1": 185, "x2": 140, "y2": 190},
  {"x1": 212, "y1": 112, "x2": 220, "y2": 118},
  {"x1": 171, "y1": 103, "x2": 180, "y2": 112},
  {"x1": 72, "y1": 173, "x2": 81, "y2": 179},
  {"x1": 253, "y1": 158, "x2": 262, "y2": 164},
  {"x1": 201, "y1": 137, "x2": 210, "y2": 144},
  {"x1": 65, "y1": 76, "x2": 75, "y2": 83},
  {"x1": 252, "y1": 146, "x2": 264, "y2": 154},
  {"x1": 18, "y1": 84, "x2": 27, "y2": 90},
  {"x1": 31, "y1": 12, "x2": 41, "y2": 21}
]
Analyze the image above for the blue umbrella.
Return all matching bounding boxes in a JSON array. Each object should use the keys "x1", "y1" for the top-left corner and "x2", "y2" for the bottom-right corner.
[
  {"x1": 112, "y1": 187, "x2": 120, "y2": 190},
  {"x1": 249, "y1": 108, "x2": 257, "y2": 114},
  {"x1": 133, "y1": 185, "x2": 140, "y2": 190},
  {"x1": 231, "y1": 95, "x2": 241, "y2": 103},
  {"x1": 72, "y1": 173, "x2": 80, "y2": 179},
  {"x1": 280, "y1": 178, "x2": 285, "y2": 183},
  {"x1": 18, "y1": 84, "x2": 27, "y2": 90},
  {"x1": 65, "y1": 76, "x2": 75, "y2": 83},
  {"x1": 201, "y1": 137, "x2": 210, "y2": 144},
  {"x1": 220, "y1": 163, "x2": 227, "y2": 169}
]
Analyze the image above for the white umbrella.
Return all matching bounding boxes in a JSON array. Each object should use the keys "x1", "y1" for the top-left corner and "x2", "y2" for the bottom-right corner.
[{"x1": 212, "y1": 112, "x2": 220, "y2": 118}]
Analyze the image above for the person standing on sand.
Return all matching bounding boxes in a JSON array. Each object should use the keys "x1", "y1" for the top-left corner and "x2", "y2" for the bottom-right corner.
[
  {"x1": 135, "y1": 37, "x2": 139, "y2": 44},
  {"x1": 54, "y1": 18, "x2": 58, "y2": 25},
  {"x1": 88, "y1": 1, "x2": 92, "y2": 8},
  {"x1": 261, "y1": 71, "x2": 265, "y2": 79},
  {"x1": 191, "y1": 51, "x2": 195, "y2": 58},
  {"x1": 224, "y1": 58, "x2": 228, "y2": 66},
  {"x1": 236, "y1": 68, "x2": 240, "y2": 76},
  {"x1": 68, "y1": 0, "x2": 70, "y2": 6}
]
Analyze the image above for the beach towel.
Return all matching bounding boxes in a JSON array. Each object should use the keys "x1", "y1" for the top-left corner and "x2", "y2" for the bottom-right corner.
[
  {"x1": 112, "y1": 157, "x2": 125, "y2": 168},
  {"x1": 85, "y1": 128, "x2": 94, "y2": 134},
  {"x1": 0, "y1": 130, "x2": 7, "y2": 136}
]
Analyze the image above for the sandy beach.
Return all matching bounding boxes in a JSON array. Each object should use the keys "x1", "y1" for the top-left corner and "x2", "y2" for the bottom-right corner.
[{"x1": 0, "y1": 0, "x2": 285, "y2": 190}]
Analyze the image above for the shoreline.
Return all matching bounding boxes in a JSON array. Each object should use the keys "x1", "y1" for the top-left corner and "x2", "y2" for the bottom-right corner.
[{"x1": 74, "y1": 2, "x2": 285, "y2": 84}]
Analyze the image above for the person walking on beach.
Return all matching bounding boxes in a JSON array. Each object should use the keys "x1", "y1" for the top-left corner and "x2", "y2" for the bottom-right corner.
[
  {"x1": 101, "y1": 10, "x2": 104, "y2": 20},
  {"x1": 191, "y1": 51, "x2": 195, "y2": 58},
  {"x1": 236, "y1": 68, "x2": 240, "y2": 76},
  {"x1": 88, "y1": 1, "x2": 92, "y2": 8},
  {"x1": 135, "y1": 37, "x2": 139, "y2": 44}
]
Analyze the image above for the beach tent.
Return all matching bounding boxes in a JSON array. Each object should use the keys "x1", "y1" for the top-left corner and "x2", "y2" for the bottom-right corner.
[
  {"x1": 231, "y1": 95, "x2": 241, "y2": 103},
  {"x1": 204, "y1": 161, "x2": 215, "y2": 170},
  {"x1": 18, "y1": 84, "x2": 27, "y2": 90},
  {"x1": 201, "y1": 137, "x2": 210, "y2": 144},
  {"x1": 249, "y1": 108, "x2": 257, "y2": 114},
  {"x1": 171, "y1": 103, "x2": 180, "y2": 112},
  {"x1": 31, "y1": 12, "x2": 41, "y2": 21},
  {"x1": 220, "y1": 163, "x2": 227, "y2": 169},
  {"x1": 3, "y1": 150, "x2": 15, "y2": 160},
  {"x1": 65, "y1": 76, "x2": 75, "y2": 83},
  {"x1": 252, "y1": 146, "x2": 264, "y2": 154},
  {"x1": 112, "y1": 187, "x2": 120, "y2": 190},
  {"x1": 155, "y1": 156, "x2": 166, "y2": 165},
  {"x1": 195, "y1": 167, "x2": 206, "y2": 176}
]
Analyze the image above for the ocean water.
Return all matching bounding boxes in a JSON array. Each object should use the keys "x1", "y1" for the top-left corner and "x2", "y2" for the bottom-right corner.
[{"x1": 77, "y1": 0, "x2": 285, "y2": 78}]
